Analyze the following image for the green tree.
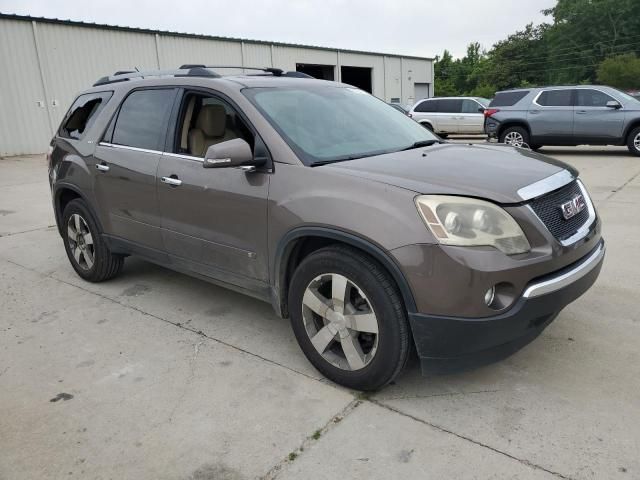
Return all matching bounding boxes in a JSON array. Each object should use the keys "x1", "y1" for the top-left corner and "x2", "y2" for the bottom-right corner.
[{"x1": 597, "y1": 54, "x2": 640, "y2": 89}]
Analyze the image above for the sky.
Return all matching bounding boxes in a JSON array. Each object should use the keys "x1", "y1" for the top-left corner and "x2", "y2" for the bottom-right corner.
[{"x1": 0, "y1": 0, "x2": 557, "y2": 58}]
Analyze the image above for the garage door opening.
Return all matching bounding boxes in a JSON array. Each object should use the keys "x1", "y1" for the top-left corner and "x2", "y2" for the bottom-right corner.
[
  {"x1": 340, "y1": 66, "x2": 372, "y2": 93},
  {"x1": 296, "y1": 64, "x2": 335, "y2": 80}
]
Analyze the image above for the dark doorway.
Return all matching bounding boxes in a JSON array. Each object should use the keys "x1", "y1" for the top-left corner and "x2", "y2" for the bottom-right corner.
[
  {"x1": 296, "y1": 64, "x2": 335, "y2": 80},
  {"x1": 340, "y1": 66, "x2": 372, "y2": 93}
]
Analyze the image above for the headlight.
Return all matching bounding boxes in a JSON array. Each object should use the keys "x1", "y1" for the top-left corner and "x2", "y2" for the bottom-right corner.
[{"x1": 415, "y1": 195, "x2": 530, "y2": 255}]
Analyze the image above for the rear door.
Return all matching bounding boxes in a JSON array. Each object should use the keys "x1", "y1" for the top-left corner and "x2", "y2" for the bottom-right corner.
[
  {"x1": 436, "y1": 99, "x2": 462, "y2": 133},
  {"x1": 459, "y1": 99, "x2": 485, "y2": 134},
  {"x1": 157, "y1": 88, "x2": 271, "y2": 288},
  {"x1": 93, "y1": 88, "x2": 176, "y2": 253},
  {"x1": 527, "y1": 88, "x2": 575, "y2": 140},
  {"x1": 573, "y1": 88, "x2": 626, "y2": 141}
]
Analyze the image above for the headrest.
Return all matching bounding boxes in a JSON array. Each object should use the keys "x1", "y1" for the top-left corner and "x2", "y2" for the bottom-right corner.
[{"x1": 196, "y1": 104, "x2": 226, "y2": 137}]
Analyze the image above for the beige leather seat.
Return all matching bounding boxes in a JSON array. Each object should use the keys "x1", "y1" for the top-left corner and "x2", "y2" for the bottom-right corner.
[{"x1": 188, "y1": 104, "x2": 236, "y2": 157}]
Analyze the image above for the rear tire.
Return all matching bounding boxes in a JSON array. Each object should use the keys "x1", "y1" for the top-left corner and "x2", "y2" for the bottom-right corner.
[
  {"x1": 288, "y1": 245, "x2": 411, "y2": 391},
  {"x1": 627, "y1": 126, "x2": 640, "y2": 156},
  {"x1": 62, "y1": 199, "x2": 124, "y2": 282},
  {"x1": 499, "y1": 126, "x2": 530, "y2": 148},
  {"x1": 438, "y1": 133, "x2": 449, "y2": 139}
]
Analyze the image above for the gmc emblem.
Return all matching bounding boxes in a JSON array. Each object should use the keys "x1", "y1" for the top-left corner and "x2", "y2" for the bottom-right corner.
[{"x1": 560, "y1": 194, "x2": 586, "y2": 220}]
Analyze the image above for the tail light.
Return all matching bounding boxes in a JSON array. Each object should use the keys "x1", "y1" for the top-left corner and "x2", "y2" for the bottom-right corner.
[{"x1": 484, "y1": 108, "x2": 500, "y2": 118}]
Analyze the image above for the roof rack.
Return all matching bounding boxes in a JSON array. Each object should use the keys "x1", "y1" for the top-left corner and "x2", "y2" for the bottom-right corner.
[{"x1": 93, "y1": 64, "x2": 311, "y2": 87}]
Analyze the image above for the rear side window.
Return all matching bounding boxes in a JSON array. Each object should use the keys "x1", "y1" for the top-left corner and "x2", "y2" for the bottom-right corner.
[
  {"x1": 59, "y1": 92, "x2": 112, "y2": 140},
  {"x1": 536, "y1": 89, "x2": 573, "y2": 107},
  {"x1": 489, "y1": 91, "x2": 529, "y2": 107},
  {"x1": 415, "y1": 100, "x2": 437, "y2": 112},
  {"x1": 112, "y1": 89, "x2": 175, "y2": 150},
  {"x1": 576, "y1": 89, "x2": 615, "y2": 107},
  {"x1": 438, "y1": 99, "x2": 463, "y2": 113}
]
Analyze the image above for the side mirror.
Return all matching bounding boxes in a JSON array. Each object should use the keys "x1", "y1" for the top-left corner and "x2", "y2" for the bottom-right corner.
[
  {"x1": 606, "y1": 100, "x2": 622, "y2": 109},
  {"x1": 203, "y1": 138, "x2": 263, "y2": 169},
  {"x1": 478, "y1": 107, "x2": 485, "y2": 113}
]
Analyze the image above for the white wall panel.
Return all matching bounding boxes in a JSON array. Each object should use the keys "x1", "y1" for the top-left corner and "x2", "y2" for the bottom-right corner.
[
  {"x1": 0, "y1": 16, "x2": 432, "y2": 156},
  {"x1": 0, "y1": 20, "x2": 52, "y2": 156},
  {"x1": 36, "y1": 22, "x2": 158, "y2": 128}
]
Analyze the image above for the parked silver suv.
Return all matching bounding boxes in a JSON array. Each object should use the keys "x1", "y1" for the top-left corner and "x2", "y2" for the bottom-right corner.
[{"x1": 485, "y1": 85, "x2": 640, "y2": 155}]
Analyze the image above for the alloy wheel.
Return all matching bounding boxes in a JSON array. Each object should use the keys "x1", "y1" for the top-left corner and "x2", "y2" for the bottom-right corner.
[
  {"x1": 301, "y1": 273, "x2": 379, "y2": 371},
  {"x1": 504, "y1": 131, "x2": 525, "y2": 147},
  {"x1": 634, "y1": 132, "x2": 640, "y2": 152},
  {"x1": 67, "y1": 213, "x2": 95, "y2": 270}
]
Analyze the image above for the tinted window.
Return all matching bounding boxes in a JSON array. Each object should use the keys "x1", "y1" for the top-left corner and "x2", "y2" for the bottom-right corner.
[
  {"x1": 415, "y1": 100, "x2": 437, "y2": 112},
  {"x1": 438, "y1": 99, "x2": 463, "y2": 113},
  {"x1": 537, "y1": 89, "x2": 573, "y2": 107},
  {"x1": 462, "y1": 99, "x2": 482, "y2": 114},
  {"x1": 489, "y1": 91, "x2": 529, "y2": 107},
  {"x1": 576, "y1": 89, "x2": 615, "y2": 107},
  {"x1": 59, "y1": 92, "x2": 112, "y2": 140},
  {"x1": 112, "y1": 89, "x2": 175, "y2": 150}
]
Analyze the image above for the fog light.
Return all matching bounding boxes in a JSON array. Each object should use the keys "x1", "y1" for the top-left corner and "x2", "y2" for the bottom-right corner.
[{"x1": 484, "y1": 286, "x2": 496, "y2": 306}]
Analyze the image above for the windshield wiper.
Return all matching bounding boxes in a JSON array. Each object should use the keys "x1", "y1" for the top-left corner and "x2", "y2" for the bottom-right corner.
[
  {"x1": 401, "y1": 139, "x2": 443, "y2": 151},
  {"x1": 311, "y1": 154, "x2": 371, "y2": 166}
]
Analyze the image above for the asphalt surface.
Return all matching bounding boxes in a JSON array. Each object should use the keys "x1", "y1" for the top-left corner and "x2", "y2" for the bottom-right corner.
[{"x1": 1, "y1": 141, "x2": 639, "y2": 479}]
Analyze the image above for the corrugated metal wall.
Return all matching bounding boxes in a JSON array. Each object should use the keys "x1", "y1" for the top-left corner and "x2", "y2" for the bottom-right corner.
[{"x1": 0, "y1": 16, "x2": 433, "y2": 156}]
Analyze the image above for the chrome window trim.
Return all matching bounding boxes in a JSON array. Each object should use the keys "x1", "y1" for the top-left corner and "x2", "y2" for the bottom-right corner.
[
  {"x1": 523, "y1": 241, "x2": 605, "y2": 298},
  {"x1": 532, "y1": 88, "x2": 574, "y2": 108},
  {"x1": 517, "y1": 169, "x2": 574, "y2": 201},
  {"x1": 97, "y1": 142, "x2": 162, "y2": 155},
  {"x1": 162, "y1": 152, "x2": 204, "y2": 163}
]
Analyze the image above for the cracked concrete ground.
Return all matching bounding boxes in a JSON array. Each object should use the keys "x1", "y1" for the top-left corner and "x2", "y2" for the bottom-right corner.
[{"x1": 1, "y1": 144, "x2": 639, "y2": 479}]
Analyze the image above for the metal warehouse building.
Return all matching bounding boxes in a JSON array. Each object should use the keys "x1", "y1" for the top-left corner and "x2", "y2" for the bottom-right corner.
[{"x1": 0, "y1": 13, "x2": 434, "y2": 156}]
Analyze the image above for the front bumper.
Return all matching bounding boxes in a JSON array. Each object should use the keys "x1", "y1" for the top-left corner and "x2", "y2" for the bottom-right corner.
[{"x1": 409, "y1": 240, "x2": 605, "y2": 375}]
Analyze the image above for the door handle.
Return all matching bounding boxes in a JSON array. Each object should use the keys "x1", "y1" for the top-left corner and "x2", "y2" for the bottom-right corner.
[
  {"x1": 576, "y1": 110, "x2": 587, "y2": 114},
  {"x1": 95, "y1": 163, "x2": 109, "y2": 172},
  {"x1": 161, "y1": 176, "x2": 182, "y2": 186},
  {"x1": 529, "y1": 110, "x2": 540, "y2": 114}
]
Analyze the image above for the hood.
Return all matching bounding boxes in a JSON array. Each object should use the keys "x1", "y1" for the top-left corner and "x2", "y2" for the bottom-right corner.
[{"x1": 323, "y1": 143, "x2": 577, "y2": 204}]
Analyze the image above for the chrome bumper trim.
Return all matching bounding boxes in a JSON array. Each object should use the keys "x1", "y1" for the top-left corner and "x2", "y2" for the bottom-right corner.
[{"x1": 523, "y1": 242, "x2": 605, "y2": 298}]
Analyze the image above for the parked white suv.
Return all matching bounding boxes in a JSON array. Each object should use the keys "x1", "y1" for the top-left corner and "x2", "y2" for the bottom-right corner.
[{"x1": 409, "y1": 97, "x2": 490, "y2": 135}]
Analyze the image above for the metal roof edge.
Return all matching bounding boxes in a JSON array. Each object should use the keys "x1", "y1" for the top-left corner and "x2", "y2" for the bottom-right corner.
[{"x1": 0, "y1": 12, "x2": 434, "y2": 61}]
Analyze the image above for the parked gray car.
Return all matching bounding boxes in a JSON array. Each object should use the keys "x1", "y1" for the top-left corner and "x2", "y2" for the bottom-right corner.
[
  {"x1": 49, "y1": 67, "x2": 605, "y2": 390},
  {"x1": 485, "y1": 85, "x2": 640, "y2": 155}
]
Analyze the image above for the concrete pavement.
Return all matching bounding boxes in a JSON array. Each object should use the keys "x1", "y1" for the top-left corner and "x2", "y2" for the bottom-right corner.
[{"x1": 1, "y1": 145, "x2": 639, "y2": 479}]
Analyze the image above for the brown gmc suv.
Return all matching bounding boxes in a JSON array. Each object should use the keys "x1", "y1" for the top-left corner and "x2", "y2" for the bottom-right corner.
[{"x1": 48, "y1": 66, "x2": 605, "y2": 390}]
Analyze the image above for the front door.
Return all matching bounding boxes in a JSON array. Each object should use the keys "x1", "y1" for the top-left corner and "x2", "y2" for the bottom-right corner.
[
  {"x1": 157, "y1": 90, "x2": 270, "y2": 288},
  {"x1": 459, "y1": 99, "x2": 485, "y2": 134},
  {"x1": 93, "y1": 88, "x2": 177, "y2": 252},
  {"x1": 573, "y1": 88, "x2": 626, "y2": 140}
]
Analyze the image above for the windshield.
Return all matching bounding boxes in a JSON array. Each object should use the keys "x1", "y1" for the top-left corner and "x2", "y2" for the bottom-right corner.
[
  {"x1": 477, "y1": 97, "x2": 491, "y2": 107},
  {"x1": 244, "y1": 86, "x2": 438, "y2": 165},
  {"x1": 613, "y1": 88, "x2": 640, "y2": 104}
]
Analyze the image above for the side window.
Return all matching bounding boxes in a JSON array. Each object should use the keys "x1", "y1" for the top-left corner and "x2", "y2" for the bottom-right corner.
[
  {"x1": 438, "y1": 99, "x2": 463, "y2": 113},
  {"x1": 112, "y1": 89, "x2": 175, "y2": 150},
  {"x1": 461, "y1": 99, "x2": 482, "y2": 113},
  {"x1": 175, "y1": 92, "x2": 255, "y2": 158},
  {"x1": 576, "y1": 89, "x2": 615, "y2": 107},
  {"x1": 536, "y1": 89, "x2": 573, "y2": 107},
  {"x1": 59, "y1": 92, "x2": 112, "y2": 140},
  {"x1": 489, "y1": 90, "x2": 529, "y2": 107},
  {"x1": 415, "y1": 100, "x2": 437, "y2": 113}
]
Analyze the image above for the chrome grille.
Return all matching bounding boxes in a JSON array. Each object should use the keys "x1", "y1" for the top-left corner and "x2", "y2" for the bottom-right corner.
[{"x1": 529, "y1": 181, "x2": 591, "y2": 241}]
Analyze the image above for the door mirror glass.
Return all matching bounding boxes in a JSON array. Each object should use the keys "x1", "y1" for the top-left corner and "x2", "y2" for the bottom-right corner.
[
  {"x1": 606, "y1": 100, "x2": 622, "y2": 109},
  {"x1": 203, "y1": 138, "x2": 260, "y2": 168},
  {"x1": 478, "y1": 107, "x2": 485, "y2": 113}
]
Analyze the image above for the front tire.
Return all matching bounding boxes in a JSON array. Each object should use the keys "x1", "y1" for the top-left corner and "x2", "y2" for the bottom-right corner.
[
  {"x1": 500, "y1": 126, "x2": 530, "y2": 148},
  {"x1": 627, "y1": 126, "x2": 640, "y2": 156},
  {"x1": 288, "y1": 245, "x2": 411, "y2": 391},
  {"x1": 62, "y1": 199, "x2": 123, "y2": 282}
]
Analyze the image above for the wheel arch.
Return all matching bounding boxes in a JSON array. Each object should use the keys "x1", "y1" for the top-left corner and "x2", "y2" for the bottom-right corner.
[
  {"x1": 498, "y1": 120, "x2": 531, "y2": 140},
  {"x1": 623, "y1": 119, "x2": 640, "y2": 142},
  {"x1": 271, "y1": 227, "x2": 418, "y2": 319},
  {"x1": 53, "y1": 184, "x2": 104, "y2": 236}
]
